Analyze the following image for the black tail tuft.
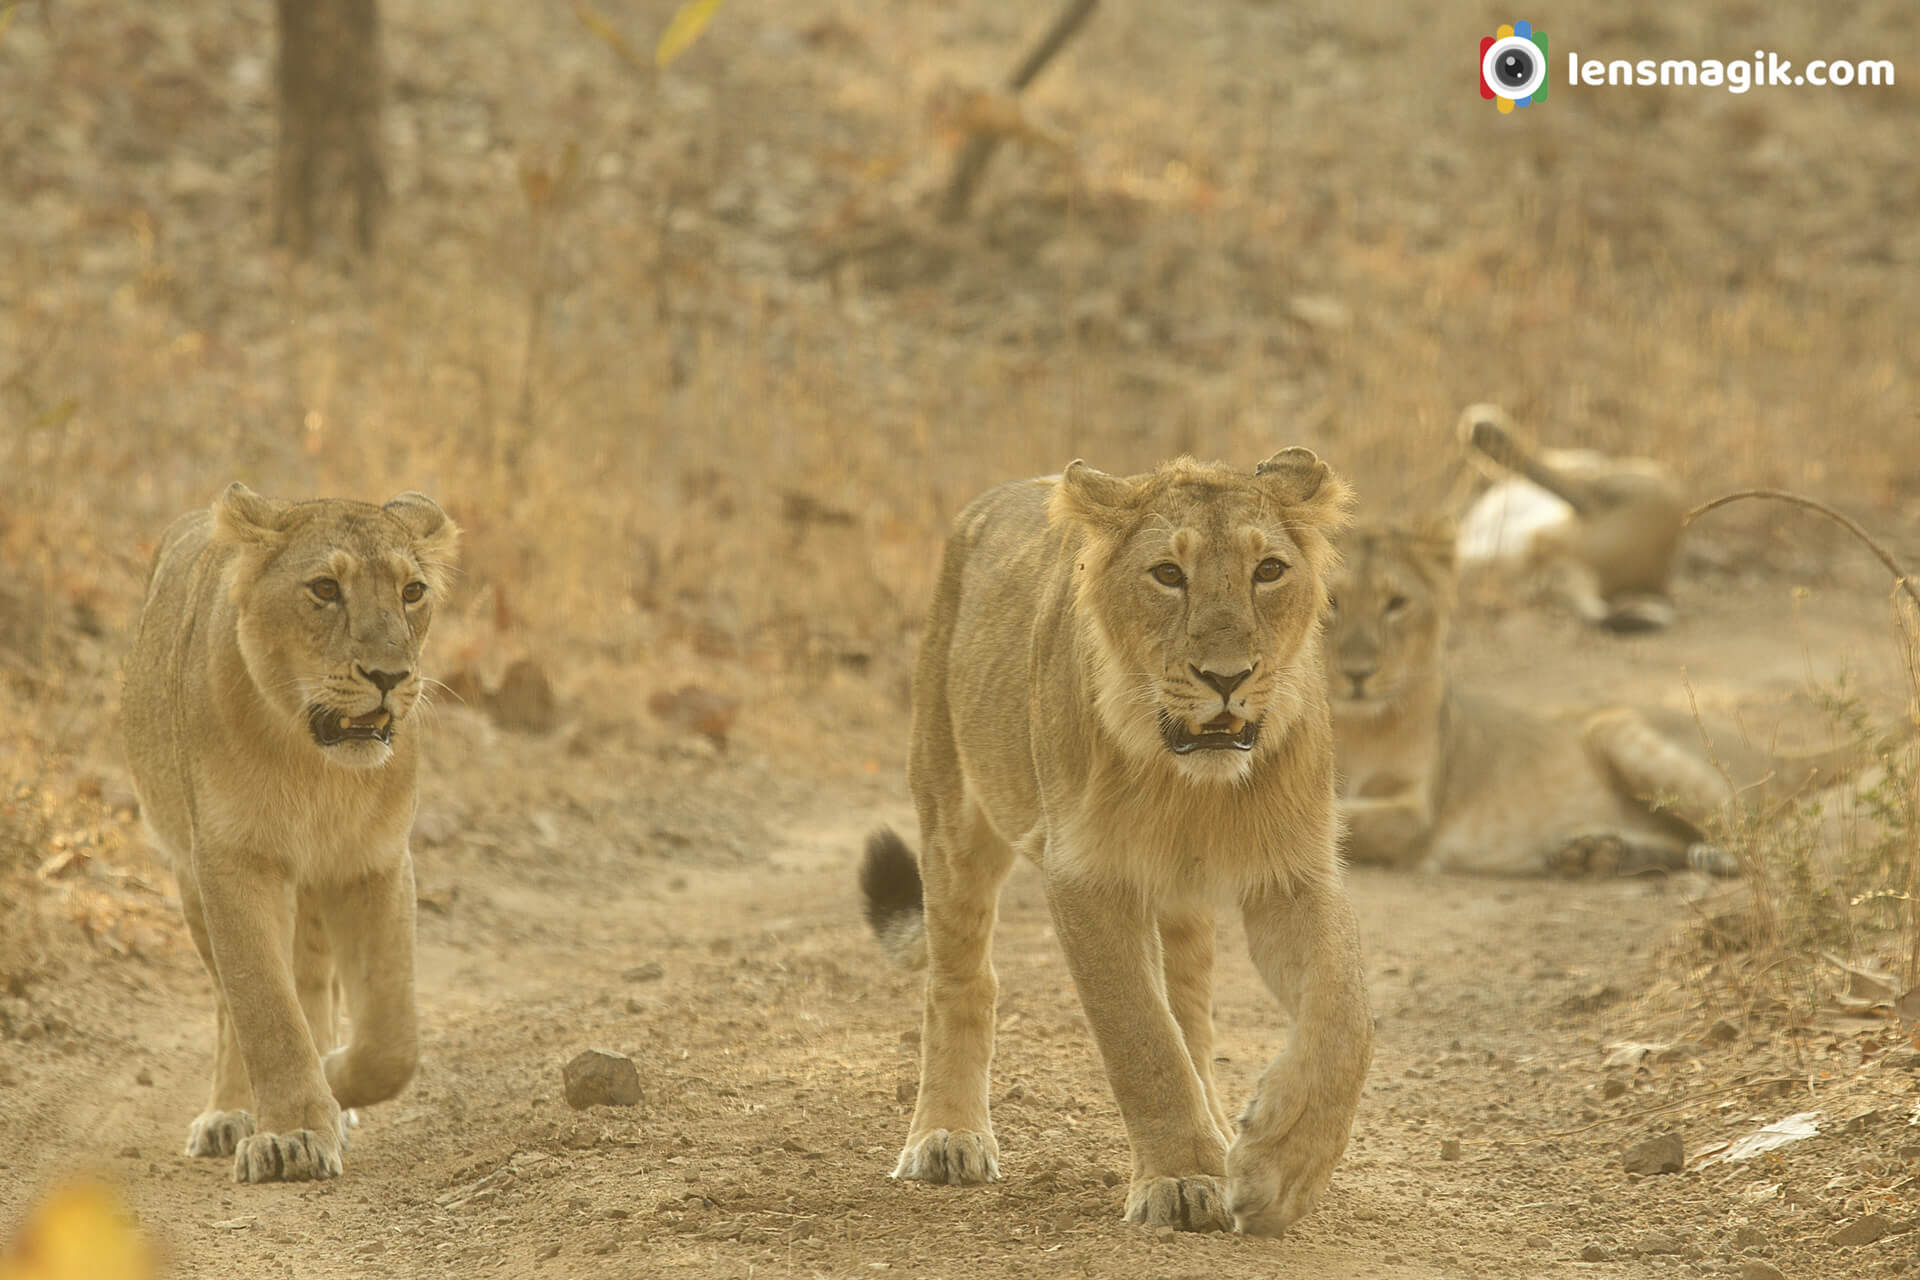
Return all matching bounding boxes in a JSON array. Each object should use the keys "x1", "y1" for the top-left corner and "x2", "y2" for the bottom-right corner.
[{"x1": 860, "y1": 827, "x2": 924, "y2": 939}]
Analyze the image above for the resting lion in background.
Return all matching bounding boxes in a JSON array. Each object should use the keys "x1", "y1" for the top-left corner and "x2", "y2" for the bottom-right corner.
[
  {"x1": 861, "y1": 451, "x2": 1373, "y2": 1235},
  {"x1": 1455, "y1": 403, "x2": 1687, "y2": 632},
  {"x1": 1327, "y1": 521, "x2": 1856, "y2": 876},
  {"x1": 122, "y1": 483, "x2": 459, "y2": 1182}
]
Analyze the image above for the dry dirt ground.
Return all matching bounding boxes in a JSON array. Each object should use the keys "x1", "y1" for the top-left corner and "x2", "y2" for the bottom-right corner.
[
  {"x1": 4, "y1": 0, "x2": 1920, "y2": 1276},
  {"x1": 4, "y1": 571, "x2": 1919, "y2": 1280}
]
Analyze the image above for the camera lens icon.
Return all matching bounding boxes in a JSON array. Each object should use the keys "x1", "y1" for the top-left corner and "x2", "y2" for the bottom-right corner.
[
  {"x1": 1484, "y1": 38, "x2": 1544, "y2": 97},
  {"x1": 1479, "y1": 22, "x2": 1548, "y2": 112}
]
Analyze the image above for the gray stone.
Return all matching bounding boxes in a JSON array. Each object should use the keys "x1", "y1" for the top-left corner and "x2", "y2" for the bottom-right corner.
[
  {"x1": 1622, "y1": 1132, "x2": 1685, "y2": 1175},
  {"x1": 563, "y1": 1049, "x2": 643, "y2": 1109},
  {"x1": 1828, "y1": 1215, "x2": 1892, "y2": 1248},
  {"x1": 1637, "y1": 1230, "x2": 1683, "y2": 1256}
]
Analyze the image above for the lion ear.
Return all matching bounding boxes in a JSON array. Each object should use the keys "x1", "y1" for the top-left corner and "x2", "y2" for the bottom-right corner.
[
  {"x1": 211, "y1": 482, "x2": 290, "y2": 548},
  {"x1": 384, "y1": 492, "x2": 462, "y2": 573},
  {"x1": 1049, "y1": 460, "x2": 1141, "y2": 536},
  {"x1": 1255, "y1": 448, "x2": 1354, "y2": 532}
]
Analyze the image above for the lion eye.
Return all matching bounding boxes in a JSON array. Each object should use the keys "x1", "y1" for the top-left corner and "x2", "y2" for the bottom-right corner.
[
  {"x1": 1150, "y1": 562, "x2": 1186, "y2": 588},
  {"x1": 309, "y1": 578, "x2": 340, "y2": 602},
  {"x1": 1385, "y1": 594, "x2": 1411, "y2": 615},
  {"x1": 1254, "y1": 557, "x2": 1287, "y2": 584},
  {"x1": 402, "y1": 582, "x2": 426, "y2": 604}
]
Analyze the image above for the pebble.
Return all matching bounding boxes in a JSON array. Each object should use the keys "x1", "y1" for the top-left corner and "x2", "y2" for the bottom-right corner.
[
  {"x1": 1739, "y1": 1263, "x2": 1786, "y2": 1280},
  {"x1": 563, "y1": 1049, "x2": 643, "y2": 1109},
  {"x1": 135, "y1": 1068, "x2": 154, "y2": 1086},
  {"x1": 1637, "y1": 1230, "x2": 1684, "y2": 1256},
  {"x1": 1733, "y1": 1225, "x2": 1769, "y2": 1249},
  {"x1": 1440, "y1": 1139, "x2": 1462, "y2": 1161},
  {"x1": 1622, "y1": 1133, "x2": 1685, "y2": 1175},
  {"x1": 1707, "y1": 1018, "x2": 1740, "y2": 1043},
  {"x1": 1582, "y1": 1243, "x2": 1613, "y2": 1262},
  {"x1": 1525, "y1": 1233, "x2": 1550, "y2": 1249},
  {"x1": 623, "y1": 961, "x2": 665, "y2": 983},
  {"x1": 1603, "y1": 1077, "x2": 1629, "y2": 1099},
  {"x1": 1828, "y1": 1215, "x2": 1891, "y2": 1248}
]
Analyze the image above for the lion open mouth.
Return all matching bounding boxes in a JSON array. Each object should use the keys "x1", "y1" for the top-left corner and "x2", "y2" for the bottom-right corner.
[
  {"x1": 1161, "y1": 711, "x2": 1261, "y2": 755},
  {"x1": 308, "y1": 705, "x2": 395, "y2": 747}
]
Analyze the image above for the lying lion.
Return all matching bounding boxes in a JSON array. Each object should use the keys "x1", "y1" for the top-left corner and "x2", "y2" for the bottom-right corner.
[
  {"x1": 122, "y1": 483, "x2": 458, "y2": 1182},
  {"x1": 1455, "y1": 403, "x2": 1686, "y2": 632},
  {"x1": 1326, "y1": 521, "x2": 1854, "y2": 876},
  {"x1": 861, "y1": 451, "x2": 1373, "y2": 1235}
]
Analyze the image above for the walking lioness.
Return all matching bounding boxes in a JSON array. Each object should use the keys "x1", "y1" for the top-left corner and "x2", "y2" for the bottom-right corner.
[
  {"x1": 123, "y1": 483, "x2": 458, "y2": 1182},
  {"x1": 861, "y1": 452, "x2": 1373, "y2": 1235}
]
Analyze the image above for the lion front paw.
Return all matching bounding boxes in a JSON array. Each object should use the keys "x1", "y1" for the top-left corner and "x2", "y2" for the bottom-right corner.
[
  {"x1": 232, "y1": 1128, "x2": 343, "y2": 1184},
  {"x1": 1125, "y1": 1174, "x2": 1230, "y2": 1232},
  {"x1": 890, "y1": 1129, "x2": 1000, "y2": 1185},
  {"x1": 1226, "y1": 1118, "x2": 1345, "y2": 1237},
  {"x1": 185, "y1": 1110, "x2": 255, "y2": 1158}
]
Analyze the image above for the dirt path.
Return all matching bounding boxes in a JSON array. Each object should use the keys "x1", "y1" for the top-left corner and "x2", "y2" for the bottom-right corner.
[{"x1": 3, "y1": 575, "x2": 1916, "y2": 1279}]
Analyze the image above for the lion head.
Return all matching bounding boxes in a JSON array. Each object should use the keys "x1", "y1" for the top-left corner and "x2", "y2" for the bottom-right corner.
[
  {"x1": 1048, "y1": 449, "x2": 1352, "y2": 783},
  {"x1": 1323, "y1": 522, "x2": 1455, "y2": 720},
  {"x1": 211, "y1": 483, "x2": 460, "y2": 770}
]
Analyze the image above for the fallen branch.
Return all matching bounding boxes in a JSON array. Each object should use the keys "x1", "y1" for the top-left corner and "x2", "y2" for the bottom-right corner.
[
  {"x1": 1687, "y1": 488, "x2": 1920, "y2": 612},
  {"x1": 938, "y1": 0, "x2": 1097, "y2": 223}
]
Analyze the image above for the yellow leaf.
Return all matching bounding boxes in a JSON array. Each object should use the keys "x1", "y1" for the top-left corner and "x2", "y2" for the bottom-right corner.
[
  {"x1": 571, "y1": 1, "x2": 643, "y2": 69},
  {"x1": 655, "y1": 0, "x2": 727, "y2": 69},
  {"x1": 0, "y1": 1183, "x2": 156, "y2": 1280}
]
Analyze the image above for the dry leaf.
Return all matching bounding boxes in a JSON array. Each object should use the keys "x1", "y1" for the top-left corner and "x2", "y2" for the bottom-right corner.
[
  {"x1": 1602, "y1": 1040, "x2": 1669, "y2": 1069},
  {"x1": 655, "y1": 0, "x2": 728, "y2": 68},
  {"x1": 572, "y1": 1, "x2": 644, "y2": 69},
  {"x1": 1821, "y1": 951, "x2": 1898, "y2": 1002},
  {"x1": 0, "y1": 1182, "x2": 155, "y2": 1280},
  {"x1": 1696, "y1": 1112, "x2": 1822, "y2": 1167}
]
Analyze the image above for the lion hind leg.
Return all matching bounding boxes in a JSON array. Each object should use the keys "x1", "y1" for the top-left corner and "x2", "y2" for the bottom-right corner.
[
  {"x1": 1159, "y1": 911, "x2": 1232, "y2": 1140},
  {"x1": 893, "y1": 800, "x2": 1013, "y2": 1186},
  {"x1": 184, "y1": 996, "x2": 257, "y2": 1157},
  {"x1": 1545, "y1": 827, "x2": 1699, "y2": 877},
  {"x1": 293, "y1": 902, "x2": 338, "y2": 1054},
  {"x1": 1584, "y1": 708, "x2": 1735, "y2": 833},
  {"x1": 177, "y1": 875, "x2": 256, "y2": 1155}
]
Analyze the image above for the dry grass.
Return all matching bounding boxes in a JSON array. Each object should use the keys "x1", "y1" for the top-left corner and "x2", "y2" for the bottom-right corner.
[
  {"x1": 1, "y1": 0, "x2": 1915, "y2": 918},
  {"x1": 1674, "y1": 589, "x2": 1920, "y2": 1024}
]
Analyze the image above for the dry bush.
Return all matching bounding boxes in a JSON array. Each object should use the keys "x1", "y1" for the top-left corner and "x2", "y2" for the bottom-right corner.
[
  {"x1": 0, "y1": 0, "x2": 1913, "y2": 847},
  {"x1": 1679, "y1": 594, "x2": 1920, "y2": 1020}
]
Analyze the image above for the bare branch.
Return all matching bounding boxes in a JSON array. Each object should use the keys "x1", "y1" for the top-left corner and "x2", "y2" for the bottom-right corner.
[{"x1": 1688, "y1": 488, "x2": 1920, "y2": 611}]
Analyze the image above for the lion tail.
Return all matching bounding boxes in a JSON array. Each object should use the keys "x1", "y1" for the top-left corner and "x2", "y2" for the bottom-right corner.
[{"x1": 860, "y1": 828, "x2": 928, "y2": 970}]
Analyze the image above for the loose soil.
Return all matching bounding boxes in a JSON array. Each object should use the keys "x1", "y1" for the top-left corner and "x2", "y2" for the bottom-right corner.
[{"x1": 4, "y1": 573, "x2": 1918, "y2": 1280}]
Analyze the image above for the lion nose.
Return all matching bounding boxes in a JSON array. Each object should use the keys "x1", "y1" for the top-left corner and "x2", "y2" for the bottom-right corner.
[
  {"x1": 1190, "y1": 664, "x2": 1253, "y2": 702},
  {"x1": 358, "y1": 665, "x2": 411, "y2": 694},
  {"x1": 1341, "y1": 664, "x2": 1374, "y2": 697}
]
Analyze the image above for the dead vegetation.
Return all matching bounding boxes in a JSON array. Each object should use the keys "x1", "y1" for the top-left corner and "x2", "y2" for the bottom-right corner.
[{"x1": 2, "y1": 0, "x2": 1919, "y2": 1272}]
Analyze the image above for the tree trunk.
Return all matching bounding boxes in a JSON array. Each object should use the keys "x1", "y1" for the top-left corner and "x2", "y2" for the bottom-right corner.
[{"x1": 272, "y1": 0, "x2": 387, "y2": 259}]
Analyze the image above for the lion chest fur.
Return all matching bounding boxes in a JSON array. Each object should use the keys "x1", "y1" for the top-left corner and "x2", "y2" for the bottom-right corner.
[
  {"x1": 912, "y1": 463, "x2": 1348, "y2": 904},
  {"x1": 123, "y1": 508, "x2": 425, "y2": 887}
]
